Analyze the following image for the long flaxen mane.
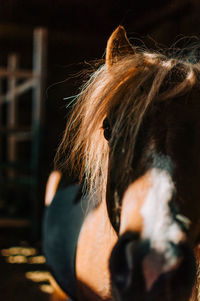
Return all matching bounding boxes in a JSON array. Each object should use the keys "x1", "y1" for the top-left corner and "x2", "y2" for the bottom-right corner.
[{"x1": 55, "y1": 26, "x2": 200, "y2": 204}]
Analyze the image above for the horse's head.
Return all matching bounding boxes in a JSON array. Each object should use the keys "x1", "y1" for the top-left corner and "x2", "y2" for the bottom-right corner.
[
  {"x1": 105, "y1": 27, "x2": 200, "y2": 301},
  {"x1": 57, "y1": 26, "x2": 200, "y2": 301}
]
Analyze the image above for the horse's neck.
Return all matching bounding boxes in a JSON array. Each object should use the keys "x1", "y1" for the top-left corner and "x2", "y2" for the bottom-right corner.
[{"x1": 76, "y1": 199, "x2": 117, "y2": 300}]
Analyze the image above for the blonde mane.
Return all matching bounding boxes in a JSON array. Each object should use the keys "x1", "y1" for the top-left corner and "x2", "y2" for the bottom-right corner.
[{"x1": 55, "y1": 48, "x2": 200, "y2": 204}]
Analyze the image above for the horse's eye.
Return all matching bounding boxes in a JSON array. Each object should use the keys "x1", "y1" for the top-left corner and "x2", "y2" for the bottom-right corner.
[{"x1": 103, "y1": 118, "x2": 112, "y2": 141}]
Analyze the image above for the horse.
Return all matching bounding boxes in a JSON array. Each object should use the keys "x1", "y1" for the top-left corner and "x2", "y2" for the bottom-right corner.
[{"x1": 44, "y1": 26, "x2": 200, "y2": 301}]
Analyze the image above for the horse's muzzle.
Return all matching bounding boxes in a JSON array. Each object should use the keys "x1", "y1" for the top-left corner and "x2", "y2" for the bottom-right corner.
[{"x1": 109, "y1": 231, "x2": 196, "y2": 301}]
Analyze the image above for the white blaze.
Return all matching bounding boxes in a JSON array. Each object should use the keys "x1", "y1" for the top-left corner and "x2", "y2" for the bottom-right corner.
[{"x1": 141, "y1": 168, "x2": 185, "y2": 270}]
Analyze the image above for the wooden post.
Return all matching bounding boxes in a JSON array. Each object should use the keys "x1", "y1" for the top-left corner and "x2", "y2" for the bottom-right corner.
[
  {"x1": 31, "y1": 28, "x2": 47, "y2": 239},
  {"x1": 7, "y1": 54, "x2": 19, "y2": 178},
  {"x1": 0, "y1": 68, "x2": 3, "y2": 180},
  {"x1": 31, "y1": 28, "x2": 47, "y2": 169},
  {"x1": 32, "y1": 28, "x2": 47, "y2": 126}
]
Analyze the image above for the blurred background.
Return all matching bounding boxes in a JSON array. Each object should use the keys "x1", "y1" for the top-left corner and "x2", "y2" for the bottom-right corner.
[{"x1": 0, "y1": 0, "x2": 200, "y2": 300}]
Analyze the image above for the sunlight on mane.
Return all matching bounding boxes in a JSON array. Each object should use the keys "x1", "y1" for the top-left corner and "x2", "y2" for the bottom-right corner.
[{"x1": 55, "y1": 47, "x2": 200, "y2": 204}]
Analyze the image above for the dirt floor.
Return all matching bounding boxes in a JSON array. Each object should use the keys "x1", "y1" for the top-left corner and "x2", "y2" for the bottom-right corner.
[{"x1": 0, "y1": 227, "x2": 51, "y2": 301}]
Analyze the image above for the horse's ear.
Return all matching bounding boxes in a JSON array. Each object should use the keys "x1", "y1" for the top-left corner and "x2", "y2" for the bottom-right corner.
[{"x1": 106, "y1": 26, "x2": 135, "y2": 68}]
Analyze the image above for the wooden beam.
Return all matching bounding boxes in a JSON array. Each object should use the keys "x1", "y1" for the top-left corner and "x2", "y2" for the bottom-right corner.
[
  {"x1": 0, "y1": 218, "x2": 30, "y2": 228},
  {"x1": 0, "y1": 78, "x2": 36, "y2": 103},
  {"x1": 0, "y1": 68, "x2": 35, "y2": 79},
  {"x1": 133, "y1": 0, "x2": 191, "y2": 32}
]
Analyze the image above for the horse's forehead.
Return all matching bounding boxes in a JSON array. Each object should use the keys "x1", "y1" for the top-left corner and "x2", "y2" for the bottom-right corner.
[{"x1": 140, "y1": 100, "x2": 200, "y2": 148}]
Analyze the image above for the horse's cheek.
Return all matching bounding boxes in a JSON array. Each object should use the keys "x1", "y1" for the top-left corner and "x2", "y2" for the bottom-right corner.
[{"x1": 76, "y1": 201, "x2": 117, "y2": 300}]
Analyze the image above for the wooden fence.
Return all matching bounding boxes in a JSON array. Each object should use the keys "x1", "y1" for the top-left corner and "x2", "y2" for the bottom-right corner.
[{"x1": 0, "y1": 28, "x2": 47, "y2": 239}]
